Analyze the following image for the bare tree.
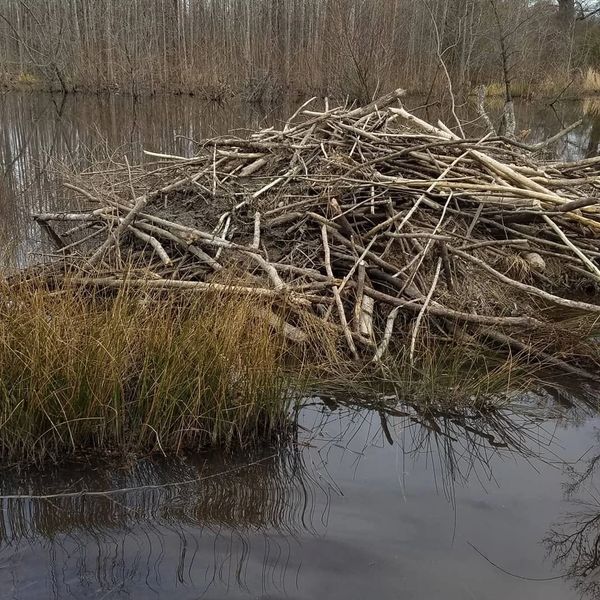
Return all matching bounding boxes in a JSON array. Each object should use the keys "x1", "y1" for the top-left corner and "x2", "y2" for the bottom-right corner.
[{"x1": 0, "y1": 0, "x2": 598, "y2": 99}]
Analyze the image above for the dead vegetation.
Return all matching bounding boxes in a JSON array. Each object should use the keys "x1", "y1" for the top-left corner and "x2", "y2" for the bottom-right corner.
[
  {"x1": 0, "y1": 285, "x2": 305, "y2": 464},
  {"x1": 1, "y1": 0, "x2": 599, "y2": 100},
  {"x1": 24, "y1": 88, "x2": 600, "y2": 385}
]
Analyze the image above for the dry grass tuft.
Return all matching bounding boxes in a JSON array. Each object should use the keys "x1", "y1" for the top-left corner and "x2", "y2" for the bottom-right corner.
[
  {"x1": 0, "y1": 280, "x2": 319, "y2": 464},
  {"x1": 1, "y1": 272, "x2": 596, "y2": 465},
  {"x1": 583, "y1": 97, "x2": 600, "y2": 118},
  {"x1": 583, "y1": 68, "x2": 600, "y2": 94}
]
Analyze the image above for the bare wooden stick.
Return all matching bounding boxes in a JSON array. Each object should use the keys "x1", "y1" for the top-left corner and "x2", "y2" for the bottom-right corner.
[
  {"x1": 135, "y1": 221, "x2": 223, "y2": 271},
  {"x1": 480, "y1": 328, "x2": 600, "y2": 382},
  {"x1": 243, "y1": 252, "x2": 285, "y2": 291},
  {"x1": 409, "y1": 258, "x2": 442, "y2": 363},
  {"x1": 321, "y1": 224, "x2": 358, "y2": 359},
  {"x1": 267, "y1": 311, "x2": 308, "y2": 343},
  {"x1": 64, "y1": 277, "x2": 320, "y2": 305},
  {"x1": 129, "y1": 226, "x2": 172, "y2": 266},
  {"x1": 252, "y1": 212, "x2": 261, "y2": 249},
  {"x1": 529, "y1": 119, "x2": 583, "y2": 151},
  {"x1": 449, "y1": 246, "x2": 600, "y2": 313},
  {"x1": 87, "y1": 169, "x2": 211, "y2": 266},
  {"x1": 541, "y1": 215, "x2": 600, "y2": 281},
  {"x1": 353, "y1": 263, "x2": 367, "y2": 334},
  {"x1": 57, "y1": 225, "x2": 108, "y2": 253},
  {"x1": 373, "y1": 307, "x2": 400, "y2": 363},
  {"x1": 240, "y1": 157, "x2": 269, "y2": 177},
  {"x1": 363, "y1": 285, "x2": 543, "y2": 328}
]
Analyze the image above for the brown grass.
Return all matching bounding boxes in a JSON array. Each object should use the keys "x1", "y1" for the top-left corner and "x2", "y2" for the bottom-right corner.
[
  {"x1": 583, "y1": 68, "x2": 600, "y2": 94},
  {"x1": 0, "y1": 279, "x2": 317, "y2": 464}
]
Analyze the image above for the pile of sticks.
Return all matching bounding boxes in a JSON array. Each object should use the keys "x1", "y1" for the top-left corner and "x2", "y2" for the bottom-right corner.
[{"x1": 32, "y1": 89, "x2": 600, "y2": 377}]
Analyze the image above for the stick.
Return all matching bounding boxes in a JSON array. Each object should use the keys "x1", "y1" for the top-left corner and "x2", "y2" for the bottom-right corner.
[
  {"x1": 129, "y1": 226, "x2": 172, "y2": 266},
  {"x1": 87, "y1": 169, "x2": 211, "y2": 266},
  {"x1": 135, "y1": 221, "x2": 223, "y2": 271},
  {"x1": 321, "y1": 224, "x2": 359, "y2": 359},
  {"x1": 541, "y1": 215, "x2": 600, "y2": 281},
  {"x1": 449, "y1": 246, "x2": 600, "y2": 313},
  {"x1": 63, "y1": 277, "x2": 320, "y2": 305},
  {"x1": 373, "y1": 307, "x2": 400, "y2": 363},
  {"x1": 409, "y1": 258, "x2": 442, "y2": 363},
  {"x1": 252, "y1": 212, "x2": 261, "y2": 249}
]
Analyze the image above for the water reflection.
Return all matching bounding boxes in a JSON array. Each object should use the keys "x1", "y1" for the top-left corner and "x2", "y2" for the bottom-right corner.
[
  {"x1": 0, "y1": 93, "x2": 292, "y2": 266},
  {"x1": 546, "y1": 435, "x2": 600, "y2": 599},
  {"x1": 1, "y1": 91, "x2": 600, "y2": 596},
  {"x1": 0, "y1": 453, "x2": 319, "y2": 540},
  {"x1": 583, "y1": 98, "x2": 600, "y2": 157},
  {"x1": 0, "y1": 396, "x2": 595, "y2": 599},
  {"x1": 0, "y1": 450, "x2": 320, "y2": 599},
  {"x1": 419, "y1": 95, "x2": 600, "y2": 160}
]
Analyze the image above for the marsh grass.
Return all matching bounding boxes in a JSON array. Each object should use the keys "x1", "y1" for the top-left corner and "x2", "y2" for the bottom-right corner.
[
  {"x1": 484, "y1": 81, "x2": 533, "y2": 99},
  {"x1": 583, "y1": 68, "x2": 600, "y2": 95},
  {"x1": 584, "y1": 97, "x2": 600, "y2": 118},
  {"x1": 0, "y1": 279, "x2": 315, "y2": 464},
  {"x1": 483, "y1": 70, "x2": 600, "y2": 100},
  {"x1": 373, "y1": 340, "x2": 535, "y2": 411}
]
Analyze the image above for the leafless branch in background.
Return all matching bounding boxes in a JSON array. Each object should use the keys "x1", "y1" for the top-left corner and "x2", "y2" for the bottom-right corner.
[{"x1": 0, "y1": 1, "x2": 597, "y2": 99}]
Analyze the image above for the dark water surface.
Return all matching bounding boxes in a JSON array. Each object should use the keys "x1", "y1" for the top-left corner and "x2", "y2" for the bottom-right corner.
[
  {"x1": 1, "y1": 92, "x2": 600, "y2": 598},
  {"x1": 1, "y1": 396, "x2": 600, "y2": 599}
]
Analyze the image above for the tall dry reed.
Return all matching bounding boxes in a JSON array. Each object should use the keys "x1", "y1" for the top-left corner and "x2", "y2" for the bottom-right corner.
[{"x1": 0, "y1": 281, "x2": 304, "y2": 464}]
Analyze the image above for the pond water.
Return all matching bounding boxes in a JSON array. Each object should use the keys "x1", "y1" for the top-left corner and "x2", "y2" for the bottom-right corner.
[
  {"x1": 1, "y1": 394, "x2": 600, "y2": 599},
  {"x1": 1, "y1": 92, "x2": 600, "y2": 599}
]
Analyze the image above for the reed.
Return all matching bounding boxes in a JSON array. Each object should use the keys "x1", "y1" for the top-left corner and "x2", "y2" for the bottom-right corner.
[
  {"x1": 582, "y1": 68, "x2": 600, "y2": 94},
  {"x1": 0, "y1": 279, "x2": 312, "y2": 464},
  {"x1": 379, "y1": 345, "x2": 530, "y2": 410},
  {"x1": 583, "y1": 97, "x2": 600, "y2": 118},
  {"x1": 2, "y1": 272, "x2": 595, "y2": 465}
]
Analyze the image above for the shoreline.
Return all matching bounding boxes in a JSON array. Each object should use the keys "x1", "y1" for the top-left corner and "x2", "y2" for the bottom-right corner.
[{"x1": 2, "y1": 77, "x2": 600, "y2": 104}]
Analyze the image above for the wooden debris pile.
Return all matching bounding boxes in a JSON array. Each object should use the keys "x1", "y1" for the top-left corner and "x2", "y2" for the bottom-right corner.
[{"x1": 32, "y1": 89, "x2": 600, "y2": 378}]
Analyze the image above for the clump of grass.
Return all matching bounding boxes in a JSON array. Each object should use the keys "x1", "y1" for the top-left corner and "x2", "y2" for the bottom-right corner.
[
  {"x1": 535, "y1": 74, "x2": 569, "y2": 97},
  {"x1": 0, "y1": 281, "x2": 310, "y2": 464},
  {"x1": 1, "y1": 266, "x2": 592, "y2": 465},
  {"x1": 482, "y1": 81, "x2": 531, "y2": 98},
  {"x1": 583, "y1": 97, "x2": 600, "y2": 118},
  {"x1": 484, "y1": 82, "x2": 505, "y2": 97},
  {"x1": 16, "y1": 72, "x2": 38, "y2": 86},
  {"x1": 374, "y1": 339, "x2": 534, "y2": 411},
  {"x1": 583, "y1": 68, "x2": 600, "y2": 94}
]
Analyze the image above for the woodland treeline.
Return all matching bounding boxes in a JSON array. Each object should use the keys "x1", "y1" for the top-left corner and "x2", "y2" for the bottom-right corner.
[{"x1": 0, "y1": 0, "x2": 599, "y2": 99}]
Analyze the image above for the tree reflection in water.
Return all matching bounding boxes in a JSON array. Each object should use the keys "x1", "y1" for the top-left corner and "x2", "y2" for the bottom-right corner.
[
  {"x1": 547, "y1": 432, "x2": 600, "y2": 599},
  {"x1": 1, "y1": 93, "x2": 598, "y2": 269}
]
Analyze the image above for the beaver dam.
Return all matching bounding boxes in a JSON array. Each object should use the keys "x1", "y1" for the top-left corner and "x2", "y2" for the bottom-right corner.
[{"x1": 3, "y1": 88, "x2": 600, "y2": 462}]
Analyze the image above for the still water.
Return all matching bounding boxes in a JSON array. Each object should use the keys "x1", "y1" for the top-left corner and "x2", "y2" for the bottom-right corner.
[
  {"x1": 0, "y1": 396, "x2": 600, "y2": 599},
  {"x1": 1, "y1": 92, "x2": 600, "y2": 599}
]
